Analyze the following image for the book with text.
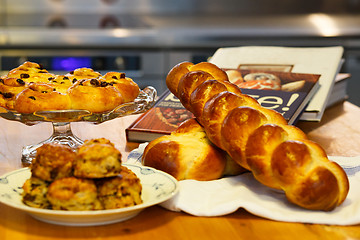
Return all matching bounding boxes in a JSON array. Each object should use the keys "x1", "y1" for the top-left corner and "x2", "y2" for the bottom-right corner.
[
  {"x1": 209, "y1": 46, "x2": 344, "y2": 121},
  {"x1": 224, "y1": 69, "x2": 321, "y2": 124}
]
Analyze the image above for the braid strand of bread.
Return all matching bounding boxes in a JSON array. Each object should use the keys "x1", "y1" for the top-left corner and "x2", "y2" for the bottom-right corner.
[{"x1": 166, "y1": 61, "x2": 349, "y2": 211}]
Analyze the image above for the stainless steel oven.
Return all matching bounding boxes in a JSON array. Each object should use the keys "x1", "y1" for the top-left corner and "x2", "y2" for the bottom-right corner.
[{"x1": 1, "y1": 0, "x2": 360, "y2": 103}]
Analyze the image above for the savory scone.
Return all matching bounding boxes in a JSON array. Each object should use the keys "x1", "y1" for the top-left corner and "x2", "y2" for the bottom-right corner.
[
  {"x1": 47, "y1": 177, "x2": 102, "y2": 211},
  {"x1": 73, "y1": 139, "x2": 122, "y2": 178},
  {"x1": 22, "y1": 176, "x2": 51, "y2": 209},
  {"x1": 31, "y1": 143, "x2": 76, "y2": 182},
  {"x1": 97, "y1": 166, "x2": 143, "y2": 209}
]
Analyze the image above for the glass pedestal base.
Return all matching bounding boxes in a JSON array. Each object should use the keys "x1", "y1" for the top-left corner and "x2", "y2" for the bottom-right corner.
[{"x1": 21, "y1": 122, "x2": 83, "y2": 167}]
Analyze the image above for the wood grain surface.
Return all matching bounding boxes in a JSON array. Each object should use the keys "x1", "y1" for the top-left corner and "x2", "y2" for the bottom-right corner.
[{"x1": 0, "y1": 101, "x2": 359, "y2": 240}]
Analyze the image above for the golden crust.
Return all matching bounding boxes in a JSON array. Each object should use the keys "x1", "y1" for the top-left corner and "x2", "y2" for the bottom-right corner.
[
  {"x1": 22, "y1": 138, "x2": 143, "y2": 211},
  {"x1": 166, "y1": 61, "x2": 229, "y2": 98},
  {"x1": 14, "y1": 83, "x2": 72, "y2": 113},
  {"x1": 177, "y1": 71, "x2": 215, "y2": 110},
  {"x1": 245, "y1": 124, "x2": 307, "y2": 189},
  {"x1": 31, "y1": 143, "x2": 76, "y2": 182},
  {"x1": 166, "y1": 62, "x2": 195, "y2": 96},
  {"x1": 142, "y1": 118, "x2": 245, "y2": 181},
  {"x1": 7, "y1": 61, "x2": 55, "y2": 84},
  {"x1": 189, "y1": 79, "x2": 242, "y2": 125},
  {"x1": 0, "y1": 79, "x2": 27, "y2": 110},
  {"x1": 22, "y1": 177, "x2": 51, "y2": 209},
  {"x1": 74, "y1": 140, "x2": 122, "y2": 178},
  {"x1": 201, "y1": 92, "x2": 260, "y2": 150},
  {"x1": 47, "y1": 177, "x2": 102, "y2": 211},
  {"x1": 102, "y1": 72, "x2": 140, "y2": 103},
  {"x1": 0, "y1": 62, "x2": 140, "y2": 113},
  {"x1": 67, "y1": 79, "x2": 124, "y2": 113},
  {"x1": 68, "y1": 67, "x2": 102, "y2": 79},
  {"x1": 97, "y1": 166, "x2": 143, "y2": 209},
  {"x1": 165, "y1": 60, "x2": 350, "y2": 211}
]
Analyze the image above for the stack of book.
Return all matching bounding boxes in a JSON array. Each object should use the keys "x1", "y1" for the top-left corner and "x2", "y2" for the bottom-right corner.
[{"x1": 126, "y1": 46, "x2": 348, "y2": 142}]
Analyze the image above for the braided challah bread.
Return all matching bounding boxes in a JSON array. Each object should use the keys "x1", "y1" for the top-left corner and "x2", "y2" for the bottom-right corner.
[{"x1": 165, "y1": 61, "x2": 349, "y2": 211}]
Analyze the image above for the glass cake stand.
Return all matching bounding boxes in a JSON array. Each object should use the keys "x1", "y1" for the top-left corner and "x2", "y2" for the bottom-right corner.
[{"x1": 0, "y1": 86, "x2": 157, "y2": 166}]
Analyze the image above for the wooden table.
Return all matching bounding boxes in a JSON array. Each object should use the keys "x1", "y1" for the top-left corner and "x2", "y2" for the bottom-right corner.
[{"x1": 1, "y1": 101, "x2": 360, "y2": 240}]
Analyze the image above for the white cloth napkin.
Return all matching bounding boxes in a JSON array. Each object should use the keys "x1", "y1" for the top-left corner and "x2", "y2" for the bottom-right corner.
[{"x1": 126, "y1": 143, "x2": 360, "y2": 226}]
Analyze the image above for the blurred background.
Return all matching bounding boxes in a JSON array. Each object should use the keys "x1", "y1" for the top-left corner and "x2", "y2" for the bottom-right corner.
[{"x1": 0, "y1": 0, "x2": 359, "y2": 106}]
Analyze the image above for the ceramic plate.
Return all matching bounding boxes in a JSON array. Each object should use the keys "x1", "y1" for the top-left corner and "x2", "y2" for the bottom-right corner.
[{"x1": 0, "y1": 164, "x2": 179, "y2": 226}]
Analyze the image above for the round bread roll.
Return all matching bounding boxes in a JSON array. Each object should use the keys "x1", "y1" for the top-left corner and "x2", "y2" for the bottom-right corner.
[
  {"x1": 1, "y1": 62, "x2": 141, "y2": 113},
  {"x1": 47, "y1": 75, "x2": 75, "y2": 94},
  {"x1": 97, "y1": 166, "x2": 143, "y2": 209},
  {"x1": 67, "y1": 78, "x2": 124, "y2": 113},
  {"x1": 22, "y1": 177, "x2": 51, "y2": 209},
  {"x1": 47, "y1": 177, "x2": 102, "y2": 211},
  {"x1": 6, "y1": 61, "x2": 56, "y2": 84},
  {"x1": 102, "y1": 72, "x2": 140, "y2": 103},
  {"x1": 74, "y1": 138, "x2": 122, "y2": 178},
  {"x1": 30, "y1": 143, "x2": 76, "y2": 182},
  {"x1": 142, "y1": 118, "x2": 245, "y2": 181},
  {"x1": 66, "y1": 67, "x2": 102, "y2": 79},
  {"x1": 0, "y1": 77, "x2": 27, "y2": 110},
  {"x1": 14, "y1": 83, "x2": 72, "y2": 114}
]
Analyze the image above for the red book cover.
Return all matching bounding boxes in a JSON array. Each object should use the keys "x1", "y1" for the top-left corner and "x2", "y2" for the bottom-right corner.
[{"x1": 126, "y1": 90, "x2": 193, "y2": 142}]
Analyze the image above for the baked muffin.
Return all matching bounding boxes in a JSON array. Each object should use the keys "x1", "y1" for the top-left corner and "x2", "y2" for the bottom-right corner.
[
  {"x1": 97, "y1": 166, "x2": 143, "y2": 209},
  {"x1": 47, "y1": 177, "x2": 102, "y2": 211},
  {"x1": 74, "y1": 139, "x2": 122, "y2": 178},
  {"x1": 22, "y1": 176, "x2": 51, "y2": 209},
  {"x1": 31, "y1": 143, "x2": 76, "y2": 181}
]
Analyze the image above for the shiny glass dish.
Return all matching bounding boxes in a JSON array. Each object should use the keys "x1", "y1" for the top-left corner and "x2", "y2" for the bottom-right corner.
[{"x1": 0, "y1": 86, "x2": 157, "y2": 166}]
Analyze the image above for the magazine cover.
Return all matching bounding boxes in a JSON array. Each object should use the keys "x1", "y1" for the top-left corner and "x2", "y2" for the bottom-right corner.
[
  {"x1": 223, "y1": 67, "x2": 321, "y2": 124},
  {"x1": 210, "y1": 46, "x2": 344, "y2": 121}
]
